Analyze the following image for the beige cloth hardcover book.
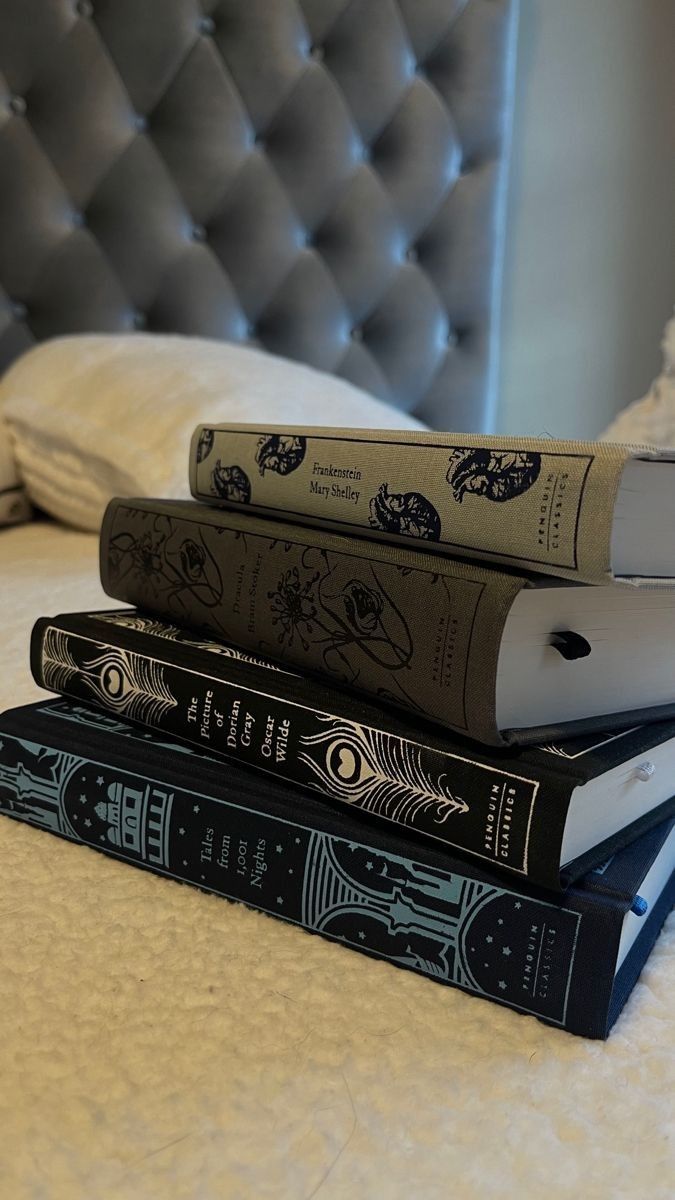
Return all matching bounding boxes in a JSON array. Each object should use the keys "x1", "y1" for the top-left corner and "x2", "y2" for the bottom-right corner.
[{"x1": 189, "y1": 426, "x2": 675, "y2": 587}]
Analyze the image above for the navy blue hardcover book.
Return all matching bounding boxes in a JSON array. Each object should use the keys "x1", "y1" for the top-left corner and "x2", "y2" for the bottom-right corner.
[{"x1": 0, "y1": 698, "x2": 673, "y2": 1039}]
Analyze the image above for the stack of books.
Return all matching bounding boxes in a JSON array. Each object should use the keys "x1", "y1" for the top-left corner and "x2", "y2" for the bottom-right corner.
[{"x1": 4, "y1": 426, "x2": 675, "y2": 1037}]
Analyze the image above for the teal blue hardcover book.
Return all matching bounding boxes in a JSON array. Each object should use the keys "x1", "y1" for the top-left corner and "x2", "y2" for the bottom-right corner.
[{"x1": 0, "y1": 698, "x2": 673, "y2": 1038}]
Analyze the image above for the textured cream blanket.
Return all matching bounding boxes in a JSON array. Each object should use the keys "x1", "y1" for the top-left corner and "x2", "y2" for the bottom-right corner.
[{"x1": 1, "y1": 523, "x2": 674, "y2": 1200}]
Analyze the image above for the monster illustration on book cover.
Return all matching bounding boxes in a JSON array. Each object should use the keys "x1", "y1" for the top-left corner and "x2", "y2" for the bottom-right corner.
[
  {"x1": 210, "y1": 462, "x2": 251, "y2": 504},
  {"x1": 368, "y1": 483, "x2": 442, "y2": 541},
  {"x1": 447, "y1": 449, "x2": 542, "y2": 503},
  {"x1": 255, "y1": 435, "x2": 306, "y2": 476},
  {"x1": 107, "y1": 515, "x2": 226, "y2": 620},
  {"x1": 196, "y1": 428, "x2": 214, "y2": 463}
]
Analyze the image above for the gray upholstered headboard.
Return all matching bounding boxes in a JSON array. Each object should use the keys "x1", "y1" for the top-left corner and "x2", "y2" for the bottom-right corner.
[{"x1": 0, "y1": 0, "x2": 517, "y2": 431}]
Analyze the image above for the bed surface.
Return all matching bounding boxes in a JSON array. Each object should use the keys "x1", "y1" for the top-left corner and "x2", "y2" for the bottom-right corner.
[{"x1": 2, "y1": 520, "x2": 675, "y2": 1199}]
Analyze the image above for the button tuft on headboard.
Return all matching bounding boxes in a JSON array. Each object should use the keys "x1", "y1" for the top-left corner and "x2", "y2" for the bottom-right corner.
[{"x1": 0, "y1": 0, "x2": 518, "y2": 430}]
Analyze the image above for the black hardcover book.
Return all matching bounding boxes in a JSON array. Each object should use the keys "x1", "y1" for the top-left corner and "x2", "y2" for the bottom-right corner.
[
  {"x1": 1, "y1": 698, "x2": 673, "y2": 1039},
  {"x1": 31, "y1": 608, "x2": 675, "y2": 892}
]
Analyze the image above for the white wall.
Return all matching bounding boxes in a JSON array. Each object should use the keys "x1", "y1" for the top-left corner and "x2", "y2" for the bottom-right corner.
[{"x1": 498, "y1": 0, "x2": 675, "y2": 438}]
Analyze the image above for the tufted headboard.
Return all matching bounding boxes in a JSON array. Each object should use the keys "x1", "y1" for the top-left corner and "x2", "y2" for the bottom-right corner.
[{"x1": 0, "y1": 0, "x2": 518, "y2": 431}]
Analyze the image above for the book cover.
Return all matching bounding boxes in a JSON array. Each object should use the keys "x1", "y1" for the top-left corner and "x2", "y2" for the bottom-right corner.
[
  {"x1": 99, "y1": 498, "x2": 675, "y2": 747},
  {"x1": 31, "y1": 607, "x2": 675, "y2": 891},
  {"x1": 189, "y1": 425, "x2": 674, "y2": 585},
  {"x1": 99, "y1": 497, "x2": 526, "y2": 746},
  {"x1": 0, "y1": 699, "x2": 672, "y2": 1039}
]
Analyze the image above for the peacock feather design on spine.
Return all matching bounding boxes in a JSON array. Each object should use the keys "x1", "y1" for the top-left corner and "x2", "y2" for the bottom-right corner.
[
  {"x1": 537, "y1": 743, "x2": 574, "y2": 758},
  {"x1": 80, "y1": 646, "x2": 178, "y2": 724},
  {"x1": 41, "y1": 628, "x2": 81, "y2": 693},
  {"x1": 298, "y1": 718, "x2": 469, "y2": 827},
  {"x1": 97, "y1": 611, "x2": 291, "y2": 672},
  {"x1": 98, "y1": 613, "x2": 181, "y2": 637}
]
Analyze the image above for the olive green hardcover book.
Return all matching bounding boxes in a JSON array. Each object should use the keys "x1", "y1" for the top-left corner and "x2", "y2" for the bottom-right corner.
[
  {"x1": 100, "y1": 499, "x2": 675, "y2": 746},
  {"x1": 189, "y1": 425, "x2": 675, "y2": 587}
]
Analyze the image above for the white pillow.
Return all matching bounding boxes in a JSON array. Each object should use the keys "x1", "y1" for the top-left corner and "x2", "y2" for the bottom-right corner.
[
  {"x1": 0, "y1": 417, "x2": 31, "y2": 528},
  {"x1": 0, "y1": 334, "x2": 426, "y2": 532},
  {"x1": 601, "y1": 312, "x2": 675, "y2": 447}
]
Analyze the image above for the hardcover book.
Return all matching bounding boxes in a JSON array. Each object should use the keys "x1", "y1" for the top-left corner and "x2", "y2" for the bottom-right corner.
[
  {"x1": 188, "y1": 425, "x2": 675, "y2": 586},
  {"x1": 100, "y1": 498, "x2": 675, "y2": 746},
  {"x1": 31, "y1": 607, "x2": 675, "y2": 891},
  {"x1": 0, "y1": 698, "x2": 673, "y2": 1039}
]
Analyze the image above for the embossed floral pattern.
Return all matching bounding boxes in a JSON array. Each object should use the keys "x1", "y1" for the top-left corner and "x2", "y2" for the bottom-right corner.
[
  {"x1": 268, "y1": 566, "x2": 319, "y2": 650},
  {"x1": 341, "y1": 580, "x2": 384, "y2": 634},
  {"x1": 108, "y1": 530, "x2": 164, "y2": 586},
  {"x1": 179, "y1": 539, "x2": 206, "y2": 582}
]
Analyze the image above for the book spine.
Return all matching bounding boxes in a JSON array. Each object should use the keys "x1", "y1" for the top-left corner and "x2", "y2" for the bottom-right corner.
[
  {"x1": 32, "y1": 620, "x2": 562, "y2": 884},
  {"x1": 0, "y1": 724, "x2": 598, "y2": 1035},
  {"x1": 189, "y1": 425, "x2": 616, "y2": 584},
  {"x1": 100, "y1": 499, "x2": 521, "y2": 745}
]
